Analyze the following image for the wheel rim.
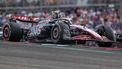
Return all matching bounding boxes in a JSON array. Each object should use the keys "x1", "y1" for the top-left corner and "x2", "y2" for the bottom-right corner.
[
  {"x1": 53, "y1": 27, "x2": 59, "y2": 39},
  {"x1": 3, "y1": 26, "x2": 10, "y2": 40}
]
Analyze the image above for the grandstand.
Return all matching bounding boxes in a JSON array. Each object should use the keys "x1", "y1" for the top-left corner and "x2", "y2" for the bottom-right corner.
[
  {"x1": 0, "y1": 0, "x2": 121, "y2": 10},
  {"x1": 0, "y1": 0, "x2": 122, "y2": 29}
]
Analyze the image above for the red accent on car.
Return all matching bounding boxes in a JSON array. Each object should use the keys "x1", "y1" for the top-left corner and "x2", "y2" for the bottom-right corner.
[
  {"x1": 12, "y1": 16, "x2": 39, "y2": 21},
  {"x1": 72, "y1": 35, "x2": 92, "y2": 40},
  {"x1": 82, "y1": 29, "x2": 102, "y2": 40},
  {"x1": 78, "y1": 27, "x2": 103, "y2": 40}
]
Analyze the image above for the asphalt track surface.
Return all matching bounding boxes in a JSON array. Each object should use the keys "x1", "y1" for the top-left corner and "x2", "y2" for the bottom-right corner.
[{"x1": 0, "y1": 41, "x2": 122, "y2": 69}]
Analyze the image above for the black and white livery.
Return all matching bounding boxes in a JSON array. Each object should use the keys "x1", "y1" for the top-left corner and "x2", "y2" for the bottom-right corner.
[{"x1": 2, "y1": 11, "x2": 122, "y2": 47}]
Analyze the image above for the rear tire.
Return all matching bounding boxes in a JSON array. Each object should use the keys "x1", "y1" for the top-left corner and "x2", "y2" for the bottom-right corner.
[{"x1": 3, "y1": 23, "x2": 23, "y2": 41}]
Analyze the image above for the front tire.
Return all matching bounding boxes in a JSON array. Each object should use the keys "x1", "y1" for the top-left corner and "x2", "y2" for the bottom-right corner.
[
  {"x1": 51, "y1": 22, "x2": 70, "y2": 43},
  {"x1": 95, "y1": 24, "x2": 115, "y2": 47}
]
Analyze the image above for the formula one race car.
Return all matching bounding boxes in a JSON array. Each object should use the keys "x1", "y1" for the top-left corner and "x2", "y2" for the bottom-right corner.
[{"x1": 2, "y1": 11, "x2": 121, "y2": 47}]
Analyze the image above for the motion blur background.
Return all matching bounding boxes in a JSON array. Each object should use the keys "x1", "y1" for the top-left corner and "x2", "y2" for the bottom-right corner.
[
  {"x1": 0, "y1": 0, "x2": 121, "y2": 10},
  {"x1": 0, "y1": 0, "x2": 121, "y2": 9},
  {"x1": 0, "y1": 0, "x2": 122, "y2": 29}
]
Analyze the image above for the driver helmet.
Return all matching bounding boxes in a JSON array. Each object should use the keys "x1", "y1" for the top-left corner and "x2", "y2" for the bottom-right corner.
[{"x1": 52, "y1": 10, "x2": 61, "y2": 19}]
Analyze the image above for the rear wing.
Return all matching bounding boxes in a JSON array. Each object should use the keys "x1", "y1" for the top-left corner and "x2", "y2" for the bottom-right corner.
[{"x1": 10, "y1": 16, "x2": 40, "y2": 23}]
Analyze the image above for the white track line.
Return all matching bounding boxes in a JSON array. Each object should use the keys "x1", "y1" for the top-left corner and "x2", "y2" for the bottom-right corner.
[
  {"x1": 41, "y1": 44, "x2": 70, "y2": 47},
  {"x1": 57, "y1": 45, "x2": 70, "y2": 47},
  {"x1": 41, "y1": 44, "x2": 57, "y2": 46}
]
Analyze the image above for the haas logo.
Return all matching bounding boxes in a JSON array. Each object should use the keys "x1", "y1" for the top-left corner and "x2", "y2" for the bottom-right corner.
[{"x1": 30, "y1": 26, "x2": 41, "y2": 36}]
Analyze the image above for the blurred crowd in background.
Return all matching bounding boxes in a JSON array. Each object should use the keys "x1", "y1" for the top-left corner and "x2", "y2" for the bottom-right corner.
[
  {"x1": 0, "y1": 0, "x2": 76, "y2": 7},
  {"x1": 0, "y1": 0, "x2": 121, "y2": 7},
  {"x1": 0, "y1": 7, "x2": 122, "y2": 30},
  {"x1": 0, "y1": 0, "x2": 122, "y2": 30}
]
